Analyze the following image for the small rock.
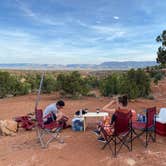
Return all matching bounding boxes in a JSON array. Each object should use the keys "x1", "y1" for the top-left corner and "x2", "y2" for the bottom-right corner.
[
  {"x1": 5, "y1": 94, "x2": 14, "y2": 98},
  {"x1": 130, "y1": 99, "x2": 136, "y2": 102},
  {"x1": 126, "y1": 158, "x2": 136, "y2": 166}
]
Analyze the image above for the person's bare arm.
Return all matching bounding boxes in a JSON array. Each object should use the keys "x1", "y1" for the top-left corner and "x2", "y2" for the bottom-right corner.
[
  {"x1": 102, "y1": 100, "x2": 116, "y2": 113},
  {"x1": 56, "y1": 111, "x2": 63, "y2": 121}
]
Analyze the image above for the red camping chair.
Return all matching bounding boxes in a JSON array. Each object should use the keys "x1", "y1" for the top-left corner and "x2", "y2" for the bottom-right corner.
[
  {"x1": 35, "y1": 109, "x2": 63, "y2": 148},
  {"x1": 100, "y1": 110, "x2": 132, "y2": 157},
  {"x1": 132, "y1": 107, "x2": 156, "y2": 148}
]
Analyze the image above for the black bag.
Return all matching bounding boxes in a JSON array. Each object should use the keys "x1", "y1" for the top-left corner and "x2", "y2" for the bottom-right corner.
[{"x1": 75, "y1": 109, "x2": 87, "y2": 116}]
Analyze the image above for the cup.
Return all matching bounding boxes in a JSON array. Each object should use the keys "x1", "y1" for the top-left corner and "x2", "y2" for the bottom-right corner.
[
  {"x1": 96, "y1": 107, "x2": 100, "y2": 113},
  {"x1": 84, "y1": 108, "x2": 88, "y2": 113}
]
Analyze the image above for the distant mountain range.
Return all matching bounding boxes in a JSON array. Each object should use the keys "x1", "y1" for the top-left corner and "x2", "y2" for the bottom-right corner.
[{"x1": 0, "y1": 61, "x2": 157, "y2": 70}]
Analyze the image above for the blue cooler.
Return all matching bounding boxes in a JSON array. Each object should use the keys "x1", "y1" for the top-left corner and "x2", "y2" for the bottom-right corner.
[{"x1": 72, "y1": 117, "x2": 84, "y2": 131}]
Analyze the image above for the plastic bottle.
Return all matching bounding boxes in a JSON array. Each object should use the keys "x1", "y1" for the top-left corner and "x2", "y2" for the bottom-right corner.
[
  {"x1": 80, "y1": 109, "x2": 83, "y2": 117},
  {"x1": 137, "y1": 114, "x2": 140, "y2": 121},
  {"x1": 84, "y1": 108, "x2": 88, "y2": 113}
]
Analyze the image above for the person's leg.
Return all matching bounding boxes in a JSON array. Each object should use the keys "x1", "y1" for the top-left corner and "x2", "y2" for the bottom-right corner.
[
  {"x1": 97, "y1": 130, "x2": 106, "y2": 143},
  {"x1": 92, "y1": 121, "x2": 102, "y2": 136}
]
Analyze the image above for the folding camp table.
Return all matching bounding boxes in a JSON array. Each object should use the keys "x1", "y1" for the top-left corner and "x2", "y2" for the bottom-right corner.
[{"x1": 82, "y1": 112, "x2": 108, "y2": 131}]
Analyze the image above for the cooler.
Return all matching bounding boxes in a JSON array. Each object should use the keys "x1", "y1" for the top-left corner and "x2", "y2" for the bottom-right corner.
[
  {"x1": 72, "y1": 117, "x2": 84, "y2": 131},
  {"x1": 156, "y1": 121, "x2": 166, "y2": 136},
  {"x1": 155, "y1": 108, "x2": 166, "y2": 136}
]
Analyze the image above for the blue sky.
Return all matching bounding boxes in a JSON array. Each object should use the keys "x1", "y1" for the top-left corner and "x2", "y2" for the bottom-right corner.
[{"x1": 0, "y1": 0, "x2": 166, "y2": 64}]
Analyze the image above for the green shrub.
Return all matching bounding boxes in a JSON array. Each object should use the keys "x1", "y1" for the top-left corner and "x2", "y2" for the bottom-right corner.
[
  {"x1": 8, "y1": 75, "x2": 31, "y2": 95},
  {"x1": 0, "y1": 71, "x2": 11, "y2": 97},
  {"x1": 42, "y1": 74, "x2": 57, "y2": 93},
  {"x1": 25, "y1": 73, "x2": 39, "y2": 92},
  {"x1": 99, "y1": 73, "x2": 119, "y2": 96},
  {"x1": 99, "y1": 69, "x2": 151, "y2": 99},
  {"x1": 84, "y1": 75, "x2": 99, "y2": 89},
  {"x1": 153, "y1": 72, "x2": 164, "y2": 84},
  {"x1": 0, "y1": 71, "x2": 31, "y2": 97},
  {"x1": 16, "y1": 82, "x2": 31, "y2": 95},
  {"x1": 126, "y1": 69, "x2": 151, "y2": 98},
  {"x1": 57, "y1": 71, "x2": 90, "y2": 97},
  {"x1": 0, "y1": 69, "x2": 153, "y2": 100},
  {"x1": 147, "y1": 68, "x2": 165, "y2": 85}
]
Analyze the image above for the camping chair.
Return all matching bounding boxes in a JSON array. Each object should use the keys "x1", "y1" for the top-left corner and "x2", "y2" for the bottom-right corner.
[
  {"x1": 100, "y1": 111, "x2": 132, "y2": 157},
  {"x1": 132, "y1": 107, "x2": 156, "y2": 148},
  {"x1": 35, "y1": 109, "x2": 63, "y2": 148}
]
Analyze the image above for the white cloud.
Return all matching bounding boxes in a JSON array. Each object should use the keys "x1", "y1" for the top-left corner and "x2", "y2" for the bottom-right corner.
[
  {"x1": 92, "y1": 25, "x2": 125, "y2": 34},
  {"x1": 15, "y1": 1, "x2": 64, "y2": 26},
  {"x1": 0, "y1": 29, "x2": 34, "y2": 39},
  {"x1": 16, "y1": 0, "x2": 36, "y2": 17},
  {"x1": 90, "y1": 25, "x2": 127, "y2": 41},
  {"x1": 113, "y1": 16, "x2": 119, "y2": 20}
]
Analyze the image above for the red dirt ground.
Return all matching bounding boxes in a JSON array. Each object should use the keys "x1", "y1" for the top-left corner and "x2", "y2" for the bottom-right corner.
[{"x1": 0, "y1": 78, "x2": 166, "y2": 166}]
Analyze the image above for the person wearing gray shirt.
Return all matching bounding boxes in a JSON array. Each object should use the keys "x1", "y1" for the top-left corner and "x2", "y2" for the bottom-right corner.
[{"x1": 43, "y1": 100, "x2": 65, "y2": 124}]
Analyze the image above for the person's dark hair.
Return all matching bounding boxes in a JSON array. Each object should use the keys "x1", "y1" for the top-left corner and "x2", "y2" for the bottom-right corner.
[
  {"x1": 56, "y1": 100, "x2": 65, "y2": 107},
  {"x1": 118, "y1": 95, "x2": 128, "y2": 107}
]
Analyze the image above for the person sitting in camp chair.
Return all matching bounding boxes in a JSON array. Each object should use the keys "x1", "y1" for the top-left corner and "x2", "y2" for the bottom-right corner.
[
  {"x1": 93, "y1": 95, "x2": 134, "y2": 142},
  {"x1": 43, "y1": 100, "x2": 69, "y2": 129}
]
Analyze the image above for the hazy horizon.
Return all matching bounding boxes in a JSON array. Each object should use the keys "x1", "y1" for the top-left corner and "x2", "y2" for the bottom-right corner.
[
  {"x1": 0, "y1": 60, "x2": 156, "y2": 65},
  {"x1": 0, "y1": 0, "x2": 166, "y2": 64}
]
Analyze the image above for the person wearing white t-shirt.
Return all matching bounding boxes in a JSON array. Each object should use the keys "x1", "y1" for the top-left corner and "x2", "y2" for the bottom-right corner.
[{"x1": 43, "y1": 100, "x2": 65, "y2": 124}]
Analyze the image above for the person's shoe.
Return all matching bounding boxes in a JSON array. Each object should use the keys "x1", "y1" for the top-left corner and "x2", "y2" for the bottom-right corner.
[
  {"x1": 92, "y1": 129, "x2": 100, "y2": 136},
  {"x1": 97, "y1": 137, "x2": 106, "y2": 143}
]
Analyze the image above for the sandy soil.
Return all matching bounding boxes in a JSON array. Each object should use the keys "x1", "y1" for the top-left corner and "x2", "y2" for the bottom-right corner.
[{"x1": 0, "y1": 78, "x2": 166, "y2": 166}]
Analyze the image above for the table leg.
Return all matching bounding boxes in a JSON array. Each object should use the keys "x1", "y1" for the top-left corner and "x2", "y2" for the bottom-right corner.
[{"x1": 84, "y1": 117, "x2": 86, "y2": 132}]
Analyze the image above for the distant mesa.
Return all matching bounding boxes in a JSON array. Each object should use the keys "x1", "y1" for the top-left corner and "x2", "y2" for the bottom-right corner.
[
  {"x1": 99, "y1": 61, "x2": 157, "y2": 69},
  {"x1": 0, "y1": 61, "x2": 157, "y2": 70}
]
